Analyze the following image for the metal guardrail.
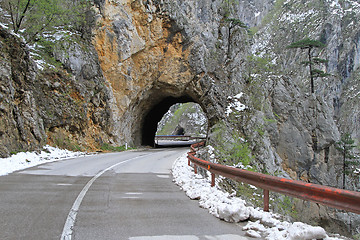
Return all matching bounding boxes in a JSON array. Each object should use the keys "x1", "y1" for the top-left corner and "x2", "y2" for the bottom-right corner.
[
  {"x1": 155, "y1": 135, "x2": 206, "y2": 145},
  {"x1": 187, "y1": 142, "x2": 360, "y2": 214}
]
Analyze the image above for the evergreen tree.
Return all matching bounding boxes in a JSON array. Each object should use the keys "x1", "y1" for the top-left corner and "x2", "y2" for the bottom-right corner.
[
  {"x1": 336, "y1": 133, "x2": 359, "y2": 189},
  {"x1": 224, "y1": 18, "x2": 247, "y2": 58},
  {"x1": 220, "y1": 0, "x2": 247, "y2": 58},
  {"x1": 287, "y1": 38, "x2": 329, "y2": 94}
]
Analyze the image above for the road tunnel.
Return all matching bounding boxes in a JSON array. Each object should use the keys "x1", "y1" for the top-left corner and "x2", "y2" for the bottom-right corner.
[{"x1": 141, "y1": 95, "x2": 197, "y2": 146}]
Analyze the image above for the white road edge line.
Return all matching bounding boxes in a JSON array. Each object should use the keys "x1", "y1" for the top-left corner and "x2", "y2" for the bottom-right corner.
[{"x1": 60, "y1": 153, "x2": 158, "y2": 240}]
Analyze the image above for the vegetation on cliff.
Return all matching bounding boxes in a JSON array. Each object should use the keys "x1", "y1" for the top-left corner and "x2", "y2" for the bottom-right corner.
[
  {"x1": 1, "y1": 0, "x2": 93, "y2": 43},
  {"x1": 0, "y1": 1, "x2": 116, "y2": 155},
  {"x1": 287, "y1": 38, "x2": 329, "y2": 94},
  {"x1": 156, "y1": 103, "x2": 207, "y2": 137},
  {"x1": 1, "y1": 0, "x2": 360, "y2": 236}
]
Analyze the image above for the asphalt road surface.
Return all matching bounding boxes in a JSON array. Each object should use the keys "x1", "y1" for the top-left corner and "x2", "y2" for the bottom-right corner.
[{"x1": 0, "y1": 148, "x2": 251, "y2": 240}]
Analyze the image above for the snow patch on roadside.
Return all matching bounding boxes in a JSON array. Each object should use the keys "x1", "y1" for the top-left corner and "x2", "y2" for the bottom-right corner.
[
  {"x1": 172, "y1": 153, "x2": 346, "y2": 240},
  {"x1": 0, "y1": 146, "x2": 89, "y2": 176}
]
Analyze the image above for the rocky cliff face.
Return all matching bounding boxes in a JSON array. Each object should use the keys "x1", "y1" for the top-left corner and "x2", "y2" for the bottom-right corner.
[
  {"x1": 0, "y1": 26, "x2": 117, "y2": 156},
  {"x1": 0, "y1": 28, "x2": 45, "y2": 155},
  {"x1": 1, "y1": 0, "x2": 360, "y2": 236},
  {"x1": 90, "y1": 0, "x2": 359, "y2": 184},
  {"x1": 156, "y1": 102, "x2": 207, "y2": 136},
  {"x1": 89, "y1": 0, "x2": 360, "y2": 235},
  {"x1": 92, "y1": 0, "x2": 202, "y2": 145}
]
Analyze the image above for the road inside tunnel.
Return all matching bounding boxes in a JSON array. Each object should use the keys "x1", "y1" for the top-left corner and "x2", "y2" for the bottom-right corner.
[{"x1": 141, "y1": 95, "x2": 203, "y2": 147}]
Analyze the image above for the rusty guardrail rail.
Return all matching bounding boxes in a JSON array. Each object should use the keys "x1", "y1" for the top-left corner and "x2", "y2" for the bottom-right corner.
[{"x1": 187, "y1": 142, "x2": 360, "y2": 214}]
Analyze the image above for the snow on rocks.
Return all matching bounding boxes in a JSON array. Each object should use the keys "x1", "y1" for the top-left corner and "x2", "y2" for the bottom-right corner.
[
  {"x1": 326, "y1": 0, "x2": 360, "y2": 17},
  {"x1": 205, "y1": 145, "x2": 217, "y2": 163},
  {"x1": 225, "y1": 93, "x2": 246, "y2": 116},
  {"x1": 172, "y1": 153, "x2": 345, "y2": 240},
  {"x1": 0, "y1": 22, "x2": 9, "y2": 29},
  {"x1": 279, "y1": 9, "x2": 317, "y2": 24},
  {"x1": 0, "y1": 145, "x2": 88, "y2": 176}
]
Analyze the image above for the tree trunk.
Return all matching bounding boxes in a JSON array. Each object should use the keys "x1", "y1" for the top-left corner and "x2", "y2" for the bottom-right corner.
[
  {"x1": 227, "y1": 25, "x2": 232, "y2": 59},
  {"x1": 343, "y1": 151, "x2": 346, "y2": 189},
  {"x1": 16, "y1": 0, "x2": 32, "y2": 33},
  {"x1": 308, "y1": 48, "x2": 314, "y2": 94}
]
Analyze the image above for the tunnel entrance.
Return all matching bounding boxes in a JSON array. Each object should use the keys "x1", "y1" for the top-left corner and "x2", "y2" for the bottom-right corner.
[
  {"x1": 141, "y1": 95, "x2": 207, "y2": 146},
  {"x1": 173, "y1": 126, "x2": 185, "y2": 136}
]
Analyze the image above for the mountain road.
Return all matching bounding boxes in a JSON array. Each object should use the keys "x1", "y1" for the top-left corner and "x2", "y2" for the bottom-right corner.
[{"x1": 0, "y1": 148, "x2": 250, "y2": 240}]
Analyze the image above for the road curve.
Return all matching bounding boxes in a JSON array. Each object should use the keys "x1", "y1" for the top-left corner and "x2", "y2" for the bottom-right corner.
[{"x1": 0, "y1": 148, "x2": 251, "y2": 240}]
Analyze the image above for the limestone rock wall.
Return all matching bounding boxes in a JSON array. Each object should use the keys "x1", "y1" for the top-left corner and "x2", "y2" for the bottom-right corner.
[
  {"x1": 156, "y1": 103, "x2": 207, "y2": 136},
  {"x1": 92, "y1": 0, "x2": 222, "y2": 145},
  {"x1": 89, "y1": 0, "x2": 360, "y2": 235},
  {"x1": 0, "y1": 29, "x2": 45, "y2": 156},
  {"x1": 0, "y1": 26, "x2": 117, "y2": 156},
  {"x1": 90, "y1": 0, "x2": 360, "y2": 188}
]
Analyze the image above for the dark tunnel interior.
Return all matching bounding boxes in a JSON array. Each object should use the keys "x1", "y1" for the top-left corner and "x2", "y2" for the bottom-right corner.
[
  {"x1": 141, "y1": 95, "x2": 196, "y2": 146},
  {"x1": 173, "y1": 126, "x2": 185, "y2": 136}
]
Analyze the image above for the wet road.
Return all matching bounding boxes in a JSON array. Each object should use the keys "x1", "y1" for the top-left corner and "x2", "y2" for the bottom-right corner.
[{"x1": 0, "y1": 148, "x2": 249, "y2": 240}]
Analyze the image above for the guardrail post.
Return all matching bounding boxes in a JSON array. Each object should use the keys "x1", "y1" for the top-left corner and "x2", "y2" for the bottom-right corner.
[
  {"x1": 211, "y1": 173, "x2": 215, "y2": 187},
  {"x1": 263, "y1": 189, "x2": 269, "y2": 212},
  {"x1": 187, "y1": 141, "x2": 360, "y2": 215}
]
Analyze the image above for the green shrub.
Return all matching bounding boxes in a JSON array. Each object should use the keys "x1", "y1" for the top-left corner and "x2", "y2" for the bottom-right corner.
[
  {"x1": 100, "y1": 143, "x2": 133, "y2": 152},
  {"x1": 52, "y1": 130, "x2": 83, "y2": 152},
  {"x1": 212, "y1": 122, "x2": 255, "y2": 171},
  {"x1": 271, "y1": 194, "x2": 298, "y2": 220}
]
